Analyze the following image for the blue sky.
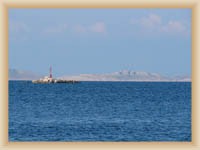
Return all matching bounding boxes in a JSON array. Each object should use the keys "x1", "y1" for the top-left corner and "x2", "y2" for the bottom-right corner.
[{"x1": 9, "y1": 8, "x2": 191, "y2": 77}]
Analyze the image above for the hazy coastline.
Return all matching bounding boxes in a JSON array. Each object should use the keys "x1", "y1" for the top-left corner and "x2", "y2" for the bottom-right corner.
[{"x1": 9, "y1": 69, "x2": 191, "y2": 82}]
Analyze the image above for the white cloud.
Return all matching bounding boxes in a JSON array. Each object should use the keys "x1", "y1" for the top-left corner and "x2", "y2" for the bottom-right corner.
[
  {"x1": 73, "y1": 25, "x2": 86, "y2": 33},
  {"x1": 43, "y1": 24, "x2": 68, "y2": 34},
  {"x1": 9, "y1": 21, "x2": 30, "y2": 41},
  {"x1": 130, "y1": 14, "x2": 189, "y2": 35},
  {"x1": 10, "y1": 21, "x2": 30, "y2": 33},
  {"x1": 89, "y1": 22, "x2": 106, "y2": 33},
  {"x1": 140, "y1": 14, "x2": 161, "y2": 29},
  {"x1": 160, "y1": 21, "x2": 187, "y2": 34},
  {"x1": 43, "y1": 22, "x2": 106, "y2": 35},
  {"x1": 72, "y1": 22, "x2": 107, "y2": 34}
]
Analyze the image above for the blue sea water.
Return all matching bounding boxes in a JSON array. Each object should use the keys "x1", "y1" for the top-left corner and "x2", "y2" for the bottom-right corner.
[{"x1": 9, "y1": 81, "x2": 191, "y2": 141}]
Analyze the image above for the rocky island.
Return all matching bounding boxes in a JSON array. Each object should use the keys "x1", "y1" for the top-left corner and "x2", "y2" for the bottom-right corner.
[{"x1": 32, "y1": 67, "x2": 80, "y2": 84}]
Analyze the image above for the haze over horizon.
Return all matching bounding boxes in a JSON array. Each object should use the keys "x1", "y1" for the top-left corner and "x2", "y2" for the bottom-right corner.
[
  {"x1": 9, "y1": 9, "x2": 191, "y2": 77},
  {"x1": 9, "y1": 68, "x2": 191, "y2": 81}
]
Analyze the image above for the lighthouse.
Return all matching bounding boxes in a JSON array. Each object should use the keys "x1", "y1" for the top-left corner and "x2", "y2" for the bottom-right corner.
[
  {"x1": 49, "y1": 66, "x2": 52, "y2": 78},
  {"x1": 32, "y1": 66, "x2": 80, "y2": 83}
]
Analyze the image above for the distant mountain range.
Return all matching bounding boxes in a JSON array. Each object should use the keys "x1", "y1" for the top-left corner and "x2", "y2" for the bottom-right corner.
[
  {"x1": 9, "y1": 69, "x2": 43, "y2": 80},
  {"x1": 9, "y1": 69, "x2": 191, "y2": 82},
  {"x1": 60, "y1": 70, "x2": 191, "y2": 82}
]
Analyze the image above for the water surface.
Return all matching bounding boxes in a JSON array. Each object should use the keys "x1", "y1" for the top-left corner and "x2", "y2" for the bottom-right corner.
[{"x1": 9, "y1": 81, "x2": 191, "y2": 141}]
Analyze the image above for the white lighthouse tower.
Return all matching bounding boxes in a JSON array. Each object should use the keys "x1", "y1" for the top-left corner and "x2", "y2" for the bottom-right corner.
[{"x1": 49, "y1": 66, "x2": 52, "y2": 78}]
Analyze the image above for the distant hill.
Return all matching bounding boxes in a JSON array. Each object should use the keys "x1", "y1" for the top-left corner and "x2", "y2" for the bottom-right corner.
[
  {"x1": 9, "y1": 69, "x2": 191, "y2": 81},
  {"x1": 60, "y1": 70, "x2": 191, "y2": 82},
  {"x1": 9, "y1": 69, "x2": 43, "y2": 80}
]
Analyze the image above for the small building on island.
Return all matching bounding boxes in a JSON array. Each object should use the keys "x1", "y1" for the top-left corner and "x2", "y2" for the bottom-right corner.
[{"x1": 32, "y1": 66, "x2": 79, "y2": 84}]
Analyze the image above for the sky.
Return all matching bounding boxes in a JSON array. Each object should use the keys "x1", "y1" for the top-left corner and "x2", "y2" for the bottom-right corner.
[{"x1": 9, "y1": 8, "x2": 191, "y2": 77}]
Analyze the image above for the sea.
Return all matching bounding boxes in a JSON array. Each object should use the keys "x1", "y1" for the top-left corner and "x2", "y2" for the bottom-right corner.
[{"x1": 9, "y1": 81, "x2": 191, "y2": 141}]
